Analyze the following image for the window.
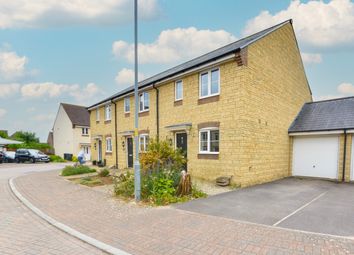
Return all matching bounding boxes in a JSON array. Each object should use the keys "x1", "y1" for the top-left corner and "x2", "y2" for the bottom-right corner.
[
  {"x1": 82, "y1": 128, "x2": 89, "y2": 135},
  {"x1": 96, "y1": 107, "x2": 100, "y2": 121},
  {"x1": 139, "y1": 92, "x2": 150, "y2": 112},
  {"x1": 139, "y1": 134, "x2": 149, "y2": 152},
  {"x1": 124, "y1": 97, "x2": 130, "y2": 113},
  {"x1": 175, "y1": 80, "x2": 183, "y2": 101},
  {"x1": 199, "y1": 128, "x2": 219, "y2": 153},
  {"x1": 106, "y1": 137, "x2": 112, "y2": 152},
  {"x1": 199, "y1": 68, "x2": 220, "y2": 98},
  {"x1": 105, "y1": 104, "x2": 111, "y2": 120}
]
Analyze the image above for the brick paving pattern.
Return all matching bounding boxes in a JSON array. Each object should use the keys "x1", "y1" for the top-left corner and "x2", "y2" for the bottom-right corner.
[
  {"x1": 0, "y1": 179, "x2": 105, "y2": 255},
  {"x1": 13, "y1": 171, "x2": 354, "y2": 255}
]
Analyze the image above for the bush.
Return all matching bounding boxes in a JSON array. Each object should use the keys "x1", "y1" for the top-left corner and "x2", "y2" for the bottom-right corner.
[
  {"x1": 114, "y1": 172, "x2": 135, "y2": 198},
  {"x1": 79, "y1": 177, "x2": 103, "y2": 186},
  {"x1": 98, "y1": 169, "x2": 110, "y2": 177},
  {"x1": 140, "y1": 139, "x2": 186, "y2": 172},
  {"x1": 49, "y1": 155, "x2": 66, "y2": 162},
  {"x1": 71, "y1": 156, "x2": 78, "y2": 162},
  {"x1": 61, "y1": 165, "x2": 96, "y2": 176}
]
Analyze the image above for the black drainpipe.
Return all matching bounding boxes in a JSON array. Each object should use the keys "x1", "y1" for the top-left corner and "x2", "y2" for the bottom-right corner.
[
  {"x1": 153, "y1": 84, "x2": 160, "y2": 141},
  {"x1": 342, "y1": 129, "x2": 347, "y2": 182},
  {"x1": 112, "y1": 101, "x2": 118, "y2": 168}
]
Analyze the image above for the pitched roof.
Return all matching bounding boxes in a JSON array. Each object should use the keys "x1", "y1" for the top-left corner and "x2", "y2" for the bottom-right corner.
[
  {"x1": 289, "y1": 97, "x2": 354, "y2": 133},
  {"x1": 88, "y1": 20, "x2": 293, "y2": 109},
  {"x1": 61, "y1": 103, "x2": 90, "y2": 127}
]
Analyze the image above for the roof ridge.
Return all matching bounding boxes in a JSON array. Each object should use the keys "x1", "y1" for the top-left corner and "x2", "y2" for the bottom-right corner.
[
  {"x1": 307, "y1": 96, "x2": 354, "y2": 104},
  {"x1": 61, "y1": 102, "x2": 87, "y2": 108}
]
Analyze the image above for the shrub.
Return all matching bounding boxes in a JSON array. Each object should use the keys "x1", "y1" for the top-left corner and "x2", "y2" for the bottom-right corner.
[
  {"x1": 49, "y1": 155, "x2": 66, "y2": 162},
  {"x1": 98, "y1": 169, "x2": 110, "y2": 177},
  {"x1": 80, "y1": 177, "x2": 103, "y2": 186},
  {"x1": 71, "y1": 156, "x2": 78, "y2": 162},
  {"x1": 61, "y1": 165, "x2": 96, "y2": 176},
  {"x1": 114, "y1": 172, "x2": 135, "y2": 198},
  {"x1": 140, "y1": 139, "x2": 186, "y2": 172}
]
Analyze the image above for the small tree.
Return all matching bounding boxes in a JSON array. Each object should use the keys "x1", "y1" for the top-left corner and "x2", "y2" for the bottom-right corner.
[
  {"x1": 0, "y1": 130, "x2": 8, "y2": 138},
  {"x1": 11, "y1": 131, "x2": 39, "y2": 143}
]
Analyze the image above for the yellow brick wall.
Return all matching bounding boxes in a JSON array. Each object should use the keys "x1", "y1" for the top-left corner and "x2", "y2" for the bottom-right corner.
[
  {"x1": 338, "y1": 133, "x2": 352, "y2": 182},
  {"x1": 236, "y1": 23, "x2": 312, "y2": 186},
  {"x1": 89, "y1": 105, "x2": 116, "y2": 167}
]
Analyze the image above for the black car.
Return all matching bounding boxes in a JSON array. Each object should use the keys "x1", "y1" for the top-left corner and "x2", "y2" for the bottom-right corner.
[
  {"x1": 0, "y1": 151, "x2": 4, "y2": 164},
  {"x1": 15, "y1": 149, "x2": 50, "y2": 163}
]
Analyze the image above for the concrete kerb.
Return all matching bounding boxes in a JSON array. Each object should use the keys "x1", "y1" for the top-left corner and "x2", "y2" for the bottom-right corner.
[{"x1": 8, "y1": 177, "x2": 131, "y2": 255}]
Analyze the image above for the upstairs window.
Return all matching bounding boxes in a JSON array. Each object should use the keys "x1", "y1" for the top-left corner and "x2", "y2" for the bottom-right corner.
[
  {"x1": 96, "y1": 107, "x2": 100, "y2": 121},
  {"x1": 175, "y1": 80, "x2": 183, "y2": 101},
  {"x1": 199, "y1": 128, "x2": 219, "y2": 153},
  {"x1": 124, "y1": 97, "x2": 130, "y2": 113},
  {"x1": 200, "y1": 68, "x2": 220, "y2": 98},
  {"x1": 139, "y1": 92, "x2": 150, "y2": 112},
  {"x1": 105, "y1": 104, "x2": 111, "y2": 121},
  {"x1": 139, "y1": 134, "x2": 149, "y2": 152},
  {"x1": 82, "y1": 128, "x2": 89, "y2": 135}
]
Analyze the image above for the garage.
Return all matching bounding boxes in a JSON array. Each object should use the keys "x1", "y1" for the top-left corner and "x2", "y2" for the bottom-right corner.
[
  {"x1": 292, "y1": 136, "x2": 339, "y2": 179},
  {"x1": 288, "y1": 97, "x2": 354, "y2": 181}
]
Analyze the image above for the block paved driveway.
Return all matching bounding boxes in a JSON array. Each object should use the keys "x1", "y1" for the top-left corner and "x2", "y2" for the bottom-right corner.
[
  {"x1": 0, "y1": 163, "x2": 105, "y2": 254},
  {"x1": 12, "y1": 168, "x2": 354, "y2": 255},
  {"x1": 176, "y1": 178, "x2": 354, "y2": 238}
]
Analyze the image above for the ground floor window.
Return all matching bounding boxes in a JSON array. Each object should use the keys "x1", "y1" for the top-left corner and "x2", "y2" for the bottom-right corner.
[
  {"x1": 139, "y1": 134, "x2": 149, "y2": 152},
  {"x1": 106, "y1": 137, "x2": 112, "y2": 152},
  {"x1": 199, "y1": 128, "x2": 219, "y2": 153}
]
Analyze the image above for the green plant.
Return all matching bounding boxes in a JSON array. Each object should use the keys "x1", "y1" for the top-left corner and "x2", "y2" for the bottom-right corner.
[
  {"x1": 49, "y1": 155, "x2": 66, "y2": 162},
  {"x1": 61, "y1": 165, "x2": 96, "y2": 176},
  {"x1": 191, "y1": 185, "x2": 207, "y2": 198},
  {"x1": 71, "y1": 156, "x2": 78, "y2": 162},
  {"x1": 114, "y1": 172, "x2": 135, "y2": 198},
  {"x1": 140, "y1": 139, "x2": 186, "y2": 172},
  {"x1": 80, "y1": 178, "x2": 102, "y2": 186},
  {"x1": 98, "y1": 169, "x2": 110, "y2": 177}
]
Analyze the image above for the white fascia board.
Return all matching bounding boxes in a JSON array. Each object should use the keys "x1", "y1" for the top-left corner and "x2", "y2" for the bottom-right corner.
[{"x1": 289, "y1": 130, "x2": 344, "y2": 136}]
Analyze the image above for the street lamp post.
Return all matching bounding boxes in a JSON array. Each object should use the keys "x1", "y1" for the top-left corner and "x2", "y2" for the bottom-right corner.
[{"x1": 133, "y1": 0, "x2": 141, "y2": 201}]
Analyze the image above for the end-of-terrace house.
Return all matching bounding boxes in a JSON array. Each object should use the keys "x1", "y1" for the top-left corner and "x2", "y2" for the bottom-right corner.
[
  {"x1": 52, "y1": 103, "x2": 91, "y2": 160},
  {"x1": 88, "y1": 20, "x2": 314, "y2": 187}
]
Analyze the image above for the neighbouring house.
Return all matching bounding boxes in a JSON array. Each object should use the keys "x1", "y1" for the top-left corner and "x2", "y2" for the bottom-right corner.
[
  {"x1": 0, "y1": 137, "x2": 23, "y2": 151},
  {"x1": 52, "y1": 103, "x2": 91, "y2": 160},
  {"x1": 87, "y1": 20, "x2": 320, "y2": 187},
  {"x1": 289, "y1": 97, "x2": 354, "y2": 182},
  {"x1": 46, "y1": 131, "x2": 55, "y2": 155}
]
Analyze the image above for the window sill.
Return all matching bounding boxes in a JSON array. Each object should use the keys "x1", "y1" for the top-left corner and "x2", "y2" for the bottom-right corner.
[
  {"x1": 198, "y1": 153, "x2": 219, "y2": 160},
  {"x1": 104, "y1": 120, "x2": 111, "y2": 124},
  {"x1": 81, "y1": 134, "x2": 89, "y2": 137},
  {"x1": 174, "y1": 100, "x2": 183, "y2": 107},
  {"x1": 198, "y1": 95, "x2": 220, "y2": 105},
  {"x1": 139, "y1": 111, "x2": 149, "y2": 117},
  {"x1": 105, "y1": 152, "x2": 112, "y2": 155}
]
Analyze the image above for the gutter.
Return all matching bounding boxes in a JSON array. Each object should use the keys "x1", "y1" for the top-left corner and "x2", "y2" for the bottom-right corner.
[
  {"x1": 153, "y1": 84, "x2": 160, "y2": 141},
  {"x1": 112, "y1": 101, "x2": 118, "y2": 168}
]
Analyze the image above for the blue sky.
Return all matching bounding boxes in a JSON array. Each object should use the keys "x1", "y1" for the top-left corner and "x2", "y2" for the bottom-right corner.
[{"x1": 0, "y1": 0, "x2": 354, "y2": 141}]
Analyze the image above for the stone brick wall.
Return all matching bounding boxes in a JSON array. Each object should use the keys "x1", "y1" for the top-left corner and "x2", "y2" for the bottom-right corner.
[{"x1": 338, "y1": 133, "x2": 352, "y2": 182}]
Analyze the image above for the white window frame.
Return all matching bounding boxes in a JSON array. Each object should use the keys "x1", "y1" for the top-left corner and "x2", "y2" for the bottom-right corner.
[
  {"x1": 199, "y1": 68, "x2": 220, "y2": 99},
  {"x1": 82, "y1": 127, "x2": 89, "y2": 135},
  {"x1": 175, "y1": 80, "x2": 183, "y2": 101},
  {"x1": 96, "y1": 107, "x2": 100, "y2": 121},
  {"x1": 139, "y1": 92, "x2": 150, "y2": 113},
  {"x1": 139, "y1": 134, "x2": 149, "y2": 152},
  {"x1": 199, "y1": 127, "x2": 219, "y2": 154},
  {"x1": 106, "y1": 137, "x2": 112, "y2": 152},
  {"x1": 105, "y1": 104, "x2": 112, "y2": 121},
  {"x1": 124, "y1": 97, "x2": 130, "y2": 113}
]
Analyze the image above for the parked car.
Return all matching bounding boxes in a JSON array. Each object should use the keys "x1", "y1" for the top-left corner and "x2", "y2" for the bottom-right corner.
[
  {"x1": 15, "y1": 149, "x2": 50, "y2": 163},
  {"x1": 4, "y1": 151, "x2": 16, "y2": 163},
  {"x1": 0, "y1": 151, "x2": 4, "y2": 164}
]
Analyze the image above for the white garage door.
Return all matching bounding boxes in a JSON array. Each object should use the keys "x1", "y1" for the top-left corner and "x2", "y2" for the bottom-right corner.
[{"x1": 293, "y1": 136, "x2": 339, "y2": 179}]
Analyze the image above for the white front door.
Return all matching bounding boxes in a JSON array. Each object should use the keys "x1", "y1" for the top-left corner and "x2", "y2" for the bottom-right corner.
[{"x1": 293, "y1": 136, "x2": 339, "y2": 179}]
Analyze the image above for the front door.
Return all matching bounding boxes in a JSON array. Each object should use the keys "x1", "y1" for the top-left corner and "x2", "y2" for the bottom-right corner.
[
  {"x1": 98, "y1": 140, "x2": 102, "y2": 162},
  {"x1": 127, "y1": 137, "x2": 133, "y2": 168},
  {"x1": 176, "y1": 132, "x2": 187, "y2": 169}
]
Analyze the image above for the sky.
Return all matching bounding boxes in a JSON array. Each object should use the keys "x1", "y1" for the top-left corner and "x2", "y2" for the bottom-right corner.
[{"x1": 0, "y1": 0, "x2": 354, "y2": 141}]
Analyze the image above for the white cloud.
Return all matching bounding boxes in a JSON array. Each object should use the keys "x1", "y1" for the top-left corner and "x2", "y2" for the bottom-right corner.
[
  {"x1": 315, "y1": 82, "x2": 354, "y2": 101},
  {"x1": 112, "y1": 27, "x2": 236, "y2": 64},
  {"x1": 0, "y1": 50, "x2": 28, "y2": 81},
  {"x1": 0, "y1": 83, "x2": 20, "y2": 98},
  {"x1": 0, "y1": 0, "x2": 160, "y2": 29},
  {"x1": 243, "y1": 0, "x2": 354, "y2": 47},
  {"x1": 20, "y1": 82, "x2": 103, "y2": 104},
  {"x1": 301, "y1": 53, "x2": 322, "y2": 64},
  {"x1": 0, "y1": 108, "x2": 6, "y2": 118},
  {"x1": 115, "y1": 68, "x2": 145, "y2": 87},
  {"x1": 33, "y1": 113, "x2": 55, "y2": 121}
]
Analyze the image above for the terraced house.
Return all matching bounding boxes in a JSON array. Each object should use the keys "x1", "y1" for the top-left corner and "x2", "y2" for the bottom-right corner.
[{"x1": 88, "y1": 20, "x2": 313, "y2": 187}]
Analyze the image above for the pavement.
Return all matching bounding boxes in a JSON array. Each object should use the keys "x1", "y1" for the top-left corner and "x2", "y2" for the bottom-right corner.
[
  {"x1": 7, "y1": 164, "x2": 354, "y2": 255},
  {"x1": 176, "y1": 178, "x2": 354, "y2": 237},
  {"x1": 0, "y1": 163, "x2": 105, "y2": 255}
]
